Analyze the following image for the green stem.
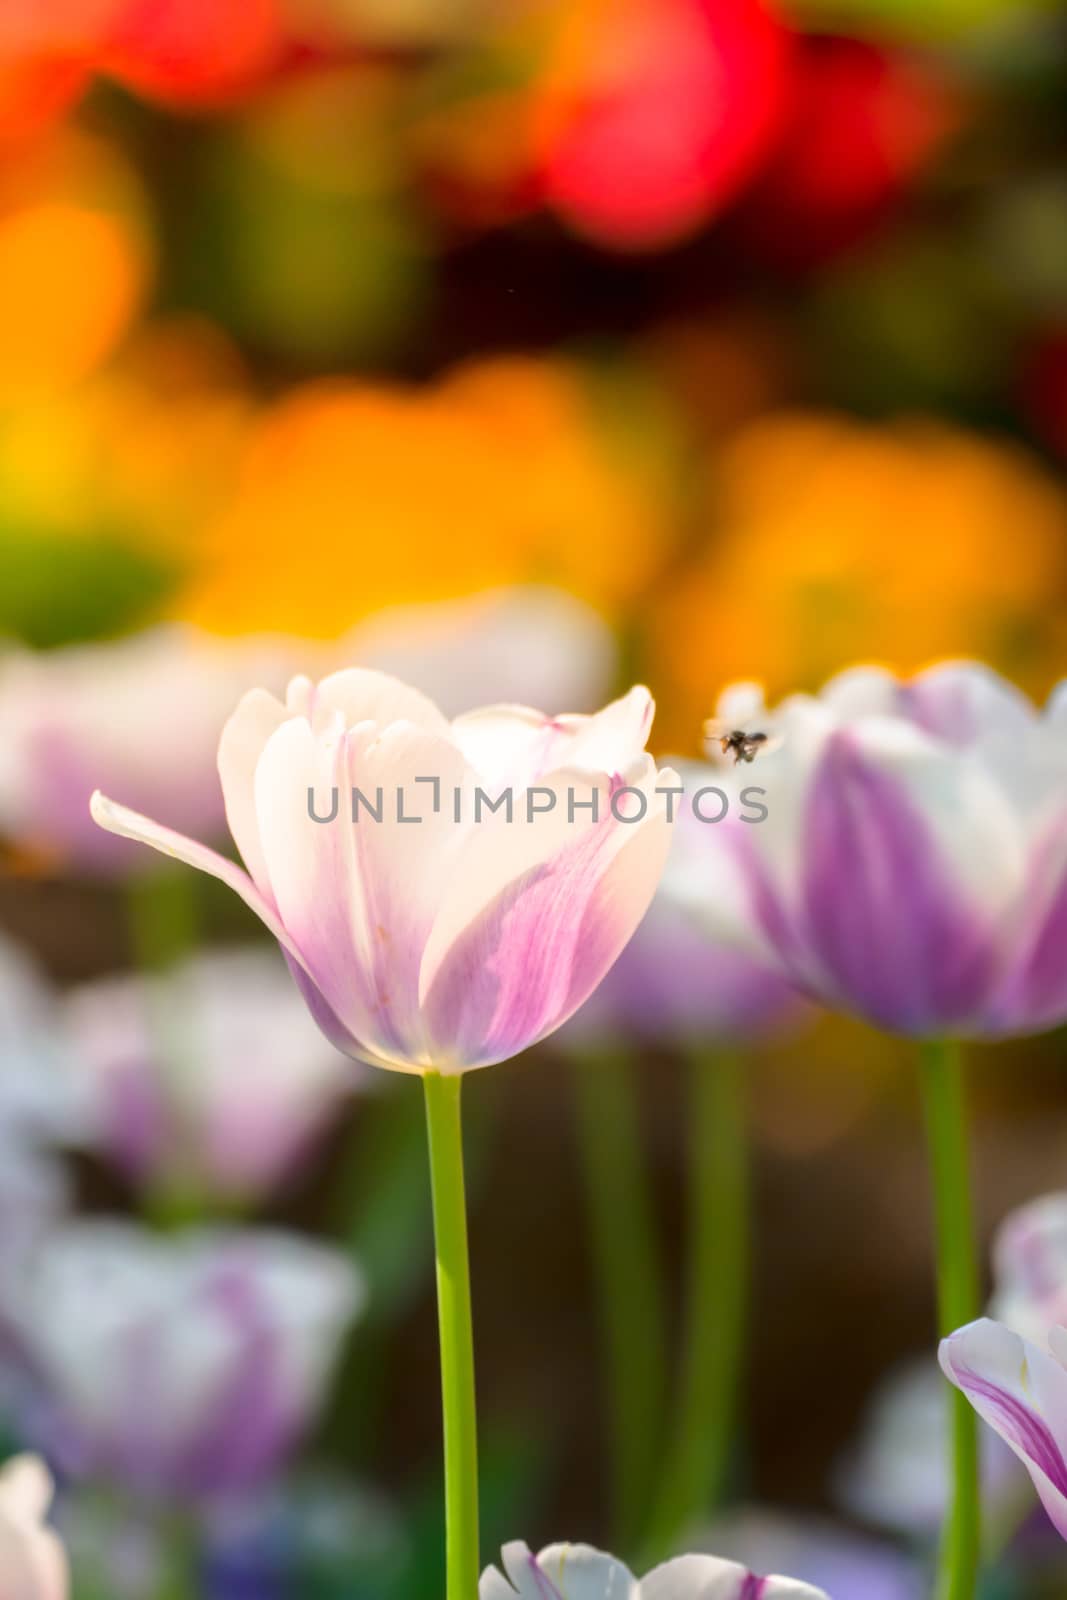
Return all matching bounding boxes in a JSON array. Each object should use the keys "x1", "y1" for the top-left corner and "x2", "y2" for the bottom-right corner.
[
  {"x1": 644, "y1": 1045, "x2": 749, "y2": 1561},
  {"x1": 919, "y1": 1038, "x2": 981, "y2": 1600},
  {"x1": 424, "y1": 1071, "x2": 480, "y2": 1600},
  {"x1": 572, "y1": 1045, "x2": 668, "y2": 1548}
]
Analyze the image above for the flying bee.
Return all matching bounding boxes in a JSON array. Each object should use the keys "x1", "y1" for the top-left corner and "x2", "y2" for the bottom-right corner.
[{"x1": 704, "y1": 719, "x2": 782, "y2": 765}]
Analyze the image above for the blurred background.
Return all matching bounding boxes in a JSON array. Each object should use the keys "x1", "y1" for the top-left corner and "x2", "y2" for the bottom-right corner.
[{"x1": 3, "y1": 0, "x2": 1067, "y2": 1594}]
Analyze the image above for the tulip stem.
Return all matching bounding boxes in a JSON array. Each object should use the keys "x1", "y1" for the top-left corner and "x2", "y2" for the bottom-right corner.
[
  {"x1": 572, "y1": 1045, "x2": 668, "y2": 1549},
  {"x1": 644, "y1": 1044, "x2": 749, "y2": 1561},
  {"x1": 424, "y1": 1070, "x2": 480, "y2": 1600},
  {"x1": 919, "y1": 1037, "x2": 981, "y2": 1600}
]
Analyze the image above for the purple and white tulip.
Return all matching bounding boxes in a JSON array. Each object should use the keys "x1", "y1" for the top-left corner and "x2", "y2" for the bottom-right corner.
[
  {"x1": 3, "y1": 1220, "x2": 362, "y2": 1502},
  {"x1": 91, "y1": 670, "x2": 677, "y2": 1074},
  {"x1": 0, "y1": 1456, "x2": 68, "y2": 1600},
  {"x1": 940, "y1": 1317, "x2": 1067, "y2": 1542},
  {"x1": 707, "y1": 663, "x2": 1067, "y2": 1037},
  {"x1": 0, "y1": 626, "x2": 301, "y2": 876},
  {"x1": 480, "y1": 1541, "x2": 829, "y2": 1598},
  {"x1": 62, "y1": 947, "x2": 358, "y2": 1205}
]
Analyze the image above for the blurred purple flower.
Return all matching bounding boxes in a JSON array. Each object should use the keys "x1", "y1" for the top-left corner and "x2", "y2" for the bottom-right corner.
[
  {"x1": 4, "y1": 1220, "x2": 362, "y2": 1502},
  {"x1": 940, "y1": 1318, "x2": 1067, "y2": 1543},
  {"x1": 703, "y1": 1506, "x2": 921, "y2": 1600},
  {"x1": 709, "y1": 662, "x2": 1067, "y2": 1037},
  {"x1": 570, "y1": 760, "x2": 809, "y2": 1047},
  {"x1": 62, "y1": 947, "x2": 360, "y2": 1206},
  {"x1": 0, "y1": 626, "x2": 302, "y2": 876},
  {"x1": 481, "y1": 1540, "x2": 828, "y2": 1598}
]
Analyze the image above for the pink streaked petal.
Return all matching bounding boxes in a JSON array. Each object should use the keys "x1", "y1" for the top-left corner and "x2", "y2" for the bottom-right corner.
[
  {"x1": 216, "y1": 686, "x2": 290, "y2": 897},
  {"x1": 643, "y1": 1554, "x2": 828, "y2": 1598},
  {"x1": 421, "y1": 768, "x2": 674, "y2": 1069},
  {"x1": 940, "y1": 1318, "x2": 1067, "y2": 1540}
]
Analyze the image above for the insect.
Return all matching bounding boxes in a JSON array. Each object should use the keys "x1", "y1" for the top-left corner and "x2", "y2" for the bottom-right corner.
[{"x1": 704, "y1": 721, "x2": 782, "y2": 765}]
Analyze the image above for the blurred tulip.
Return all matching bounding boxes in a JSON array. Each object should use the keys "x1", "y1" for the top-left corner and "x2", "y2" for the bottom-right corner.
[
  {"x1": 991, "y1": 1192, "x2": 1067, "y2": 1347},
  {"x1": 0, "y1": 1455, "x2": 68, "y2": 1600},
  {"x1": 839, "y1": 1358, "x2": 1021, "y2": 1536},
  {"x1": 92, "y1": 671, "x2": 677, "y2": 1073},
  {"x1": 7, "y1": 1220, "x2": 362, "y2": 1500},
  {"x1": 62, "y1": 947, "x2": 357, "y2": 1206},
  {"x1": 704, "y1": 1507, "x2": 921, "y2": 1600},
  {"x1": 0, "y1": 626, "x2": 303, "y2": 875},
  {"x1": 940, "y1": 1318, "x2": 1067, "y2": 1544},
  {"x1": 342, "y1": 587, "x2": 617, "y2": 719},
  {"x1": 534, "y1": 0, "x2": 792, "y2": 250},
  {"x1": 703, "y1": 662, "x2": 1067, "y2": 1037},
  {"x1": 568, "y1": 763, "x2": 807, "y2": 1046},
  {"x1": 481, "y1": 1540, "x2": 828, "y2": 1597},
  {"x1": 650, "y1": 415, "x2": 1067, "y2": 746}
]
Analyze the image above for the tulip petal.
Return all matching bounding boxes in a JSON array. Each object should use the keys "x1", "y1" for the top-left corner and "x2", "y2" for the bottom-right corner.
[
  {"x1": 420, "y1": 764, "x2": 674, "y2": 1068},
  {"x1": 799, "y1": 728, "x2": 1015, "y2": 1033},
  {"x1": 252, "y1": 716, "x2": 473, "y2": 1069},
  {"x1": 643, "y1": 1555, "x2": 827, "y2": 1598},
  {"x1": 453, "y1": 687, "x2": 654, "y2": 791},
  {"x1": 986, "y1": 812, "x2": 1067, "y2": 1034},
  {"x1": 217, "y1": 686, "x2": 291, "y2": 896},
  {"x1": 305, "y1": 668, "x2": 450, "y2": 736},
  {"x1": 490, "y1": 1542, "x2": 636, "y2": 1598},
  {"x1": 89, "y1": 792, "x2": 304, "y2": 969},
  {"x1": 940, "y1": 1318, "x2": 1067, "y2": 1539}
]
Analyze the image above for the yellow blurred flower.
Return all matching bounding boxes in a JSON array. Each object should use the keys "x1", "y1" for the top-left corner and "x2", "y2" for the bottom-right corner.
[
  {"x1": 177, "y1": 353, "x2": 676, "y2": 636},
  {"x1": 648, "y1": 412, "x2": 1067, "y2": 749},
  {"x1": 0, "y1": 317, "x2": 253, "y2": 555},
  {"x1": 0, "y1": 128, "x2": 151, "y2": 402}
]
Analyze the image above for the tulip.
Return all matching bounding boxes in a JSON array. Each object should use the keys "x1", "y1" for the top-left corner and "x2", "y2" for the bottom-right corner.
[
  {"x1": 940, "y1": 1318, "x2": 1067, "y2": 1545},
  {"x1": 991, "y1": 1191, "x2": 1067, "y2": 1347},
  {"x1": 702, "y1": 659, "x2": 1067, "y2": 1600},
  {"x1": 0, "y1": 1455, "x2": 68, "y2": 1600},
  {"x1": 481, "y1": 1541, "x2": 828, "y2": 1598},
  {"x1": 0, "y1": 626, "x2": 300, "y2": 877},
  {"x1": 4, "y1": 1220, "x2": 362, "y2": 1501},
  {"x1": 62, "y1": 946, "x2": 357, "y2": 1207},
  {"x1": 92, "y1": 667, "x2": 676, "y2": 1600},
  {"x1": 90, "y1": 670, "x2": 676, "y2": 1074}
]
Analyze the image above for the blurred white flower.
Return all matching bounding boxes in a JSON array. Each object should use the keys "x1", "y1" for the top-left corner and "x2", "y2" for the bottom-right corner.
[
  {"x1": 0, "y1": 1455, "x2": 68, "y2": 1600},
  {"x1": 838, "y1": 1357, "x2": 1021, "y2": 1536},
  {"x1": 0, "y1": 626, "x2": 305, "y2": 876},
  {"x1": 341, "y1": 586, "x2": 617, "y2": 718},
  {"x1": 5, "y1": 1220, "x2": 363, "y2": 1501},
  {"x1": 0, "y1": 932, "x2": 86, "y2": 1149},
  {"x1": 62, "y1": 946, "x2": 360, "y2": 1205}
]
